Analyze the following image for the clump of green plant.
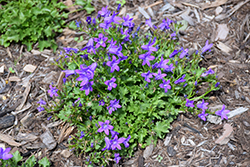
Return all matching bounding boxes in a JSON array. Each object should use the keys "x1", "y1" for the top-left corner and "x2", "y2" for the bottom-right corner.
[
  {"x1": 0, "y1": 0, "x2": 68, "y2": 51},
  {"x1": 38, "y1": 6, "x2": 229, "y2": 167},
  {"x1": 0, "y1": 147, "x2": 50, "y2": 167}
]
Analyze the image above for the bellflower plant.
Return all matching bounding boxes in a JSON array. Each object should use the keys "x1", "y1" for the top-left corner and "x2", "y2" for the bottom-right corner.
[{"x1": 47, "y1": 6, "x2": 226, "y2": 166}]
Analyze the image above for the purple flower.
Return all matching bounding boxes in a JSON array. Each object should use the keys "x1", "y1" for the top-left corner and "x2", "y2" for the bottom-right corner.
[
  {"x1": 106, "y1": 56, "x2": 120, "y2": 73},
  {"x1": 104, "y1": 78, "x2": 117, "y2": 91},
  {"x1": 86, "y1": 16, "x2": 91, "y2": 25},
  {"x1": 139, "y1": 51, "x2": 155, "y2": 66},
  {"x1": 102, "y1": 137, "x2": 111, "y2": 151},
  {"x1": 201, "y1": 69, "x2": 215, "y2": 77},
  {"x1": 170, "y1": 32, "x2": 177, "y2": 40},
  {"x1": 99, "y1": 99, "x2": 105, "y2": 106},
  {"x1": 37, "y1": 99, "x2": 46, "y2": 105},
  {"x1": 37, "y1": 106, "x2": 45, "y2": 112},
  {"x1": 76, "y1": 63, "x2": 97, "y2": 86},
  {"x1": 164, "y1": 64, "x2": 175, "y2": 73},
  {"x1": 215, "y1": 105, "x2": 230, "y2": 120},
  {"x1": 114, "y1": 153, "x2": 121, "y2": 164},
  {"x1": 111, "y1": 135, "x2": 125, "y2": 150},
  {"x1": 215, "y1": 82, "x2": 220, "y2": 87},
  {"x1": 81, "y1": 38, "x2": 96, "y2": 54},
  {"x1": 159, "y1": 79, "x2": 171, "y2": 93},
  {"x1": 197, "y1": 99, "x2": 208, "y2": 111},
  {"x1": 141, "y1": 71, "x2": 153, "y2": 83},
  {"x1": 123, "y1": 135, "x2": 131, "y2": 148},
  {"x1": 63, "y1": 70, "x2": 75, "y2": 78},
  {"x1": 107, "y1": 99, "x2": 121, "y2": 114},
  {"x1": 195, "y1": 81, "x2": 197, "y2": 86},
  {"x1": 169, "y1": 50, "x2": 179, "y2": 58},
  {"x1": 117, "y1": 4, "x2": 121, "y2": 11},
  {"x1": 64, "y1": 47, "x2": 79, "y2": 55},
  {"x1": 183, "y1": 83, "x2": 187, "y2": 87},
  {"x1": 110, "y1": 130, "x2": 119, "y2": 138},
  {"x1": 158, "y1": 18, "x2": 173, "y2": 30},
  {"x1": 174, "y1": 75, "x2": 186, "y2": 84},
  {"x1": 152, "y1": 62, "x2": 159, "y2": 69},
  {"x1": 47, "y1": 116, "x2": 52, "y2": 120},
  {"x1": 48, "y1": 84, "x2": 59, "y2": 97},
  {"x1": 79, "y1": 81, "x2": 94, "y2": 95},
  {"x1": 98, "y1": 6, "x2": 109, "y2": 17},
  {"x1": 141, "y1": 38, "x2": 158, "y2": 52},
  {"x1": 158, "y1": 56, "x2": 169, "y2": 69},
  {"x1": 91, "y1": 143, "x2": 94, "y2": 148},
  {"x1": 145, "y1": 18, "x2": 153, "y2": 28},
  {"x1": 80, "y1": 131, "x2": 85, "y2": 139},
  {"x1": 104, "y1": 12, "x2": 122, "y2": 24},
  {"x1": 100, "y1": 20, "x2": 112, "y2": 30},
  {"x1": 75, "y1": 20, "x2": 81, "y2": 28},
  {"x1": 123, "y1": 14, "x2": 134, "y2": 27},
  {"x1": 198, "y1": 111, "x2": 208, "y2": 121},
  {"x1": 80, "y1": 54, "x2": 88, "y2": 60},
  {"x1": 108, "y1": 43, "x2": 123, "y2": 57},
  {"x1": 89, "y1": 116, "x2": 92, "y2": 121},
  {"x1": 186, "y1": 99, "x2": 194, "y2": 107},
  {"x1": 0, "y1": 147, "x2": 13, "y2": 160},
  {"x1": 153, "y1": 69, "x2": 167, "y2": 80},
  {"x1": 179, "y1": 48, "x2": 189, "y2": 59},
  {"x1": 97, "y1": 120, "x2": 114, "y2": 135},
  {"x1": 201, "y1": 40, "x2": 213, "y2": 54},
  {"x1": 94, "y1": 33, "x2": 108, "y2": 48}
]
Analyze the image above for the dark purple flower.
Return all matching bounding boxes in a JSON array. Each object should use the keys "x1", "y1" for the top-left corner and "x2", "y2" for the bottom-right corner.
[
  {"x1": 102, "y1": 137, "x2": 111, "y2": 151},
  {"x1": 80, "y1": 81, "x2": 94, "y2": 95},
  {"x1": 91, "y1": 143, "x2": 94, "y2": 148},
  {"x1": 80, "y1": 131, "x2": 85, "y2": 139},
  {"x1": 117, "y1": 4, "x2": 121, "y2": 11},
  {"x1": 139, "y1": 51, "x2": 155, "y2": 66},
  {"x1": 64, "y1": 47, "x2": 79, "y2": 55},
  {"x1": 170, "y1": 32, "x2": 177, "y2": 40},
  {"x1": 98, "y1": 6, "x2": 109, "y2": 17},
  {"x1": 195, "y1": 81, "x2": 197, "y2": 86},
  {"x1": 89, "y1": 116, "x2": 92, "y2": 121},
  {"x1": 110, "y1": 130, "x2": 119, "y2": 139},
  {"x1": 198, "y1": 111, "x2": 208, "y2": 121},
  {"x1": 215, "y1": 82, "x2": 220, "y2": 87},
  {"x1": 174, "y1": 75, "x2": 186, "y2": 84},
  {"x1": 201, "y1": 69, "x2": 215, "y2": 77},
  {"x1": 114, "y1": 153, "x2": 121, "y2": 164},
  {"x1": 152, "y1": 62, "x2": 159, "y2": 69},
  {"x1": 94, "y1": 33, "x2": 108, "y2": 48},
  {"x1": 48, "y1": 84, "x2": 59, "y2": 97},
  {"x1": 47, "y1": 116, "x2": 52, "y2": 121},
  {"x1": 107, "y1": 99, "x2": 121, "y2": 114},
  {"x1": 104, "y1": 78, "x2": 117, "y2": 91},
  {"x1": 75, "y1": 20, "x2": 81, "y2": 28},
  {"x1": 159, "y1": 79, "x2": 171, "y2": 93},
  {"x1": 81, "y1": 38, "x2": 96, "y2": 54},
  {"x1": 123, "y1": 15, "x2": 134, "y2": 28},
  {"x1": 100, "y1": 20, "x2": 112, "y2": 30},
  {"x1": 169, "y1": 50, "x2": 179, "y2": 58},
  {"x1": 158, "y1": 56, "x2": 169, "y2": 69},
  {"x1": 183, "y1": 83, "x2": 187, "y2": 87},
  {"x1": 97, "y1": 120, "x2": 114, "y2": 135},
  {"x1": 111, "y1": 135, "x2": 125, "y2": 150},
  {"x1": 37, "y1": 106, "x2": 45, "y2": 112},
  {"x1": 197, "y1": 99, "x2": 208, "y2": 111},
  {"x1": 86, "y1": 16, "x2": 91, "y2": 25},
  {"x1": 153, "y1": 69, "x2": 167, "y2": 80},
  {"x1": 106, "y1": 56, "x2": 120, "y2": 73},
  {"x1": 37, "y1": 99, "x2": 46, "y2": 105},
  {"x1": 158, "y1": 18, "x2": 173, "y2": 30},
  {"x1": 80, "y1": 54, "x2": 89, "y2": 60},
  {"x1": 63, "y1": 78, "x2": 67, "y2": 84},
  {"x1": 201, "y1": 40, "x2": 213, "y2": 54},
  {"x1": 164, "y1": 64, "x2": 175, "y2": 73},
  {"x1": 63, "y1": 70, "x2": 76, "y2": 78},
  {"x1": 141, "y1": 71, "x2": 153, "y2": 83},
  {"x1": 186, "y1": 99, "x2": 194, "y2": 107},
  {"x1": 215, "y1": 105, "x2": 230, "y2": 120},
  {"x1": 141, "y1": 38, "x2": 158, "y2": 52},
  {"x1": 179, "y1": 48, "x2": 188, "y2": 59},
  {"x1": 99, "y1": 99, "x2": 105, "y2": 106},
  {"x1": 123, "y1": 135, "x2": 131, "y2": 148},
  {"x1": 145, "y1": 18, "x2": 153, "y2": 28},
  {"x1": 0, "y1": 147, "x2": 13, "y2": 160}
]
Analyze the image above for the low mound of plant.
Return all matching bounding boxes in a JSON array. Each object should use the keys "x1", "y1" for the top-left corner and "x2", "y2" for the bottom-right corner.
[{"x1": 36, "y1": 5, "x2": 229, "y2": 166}]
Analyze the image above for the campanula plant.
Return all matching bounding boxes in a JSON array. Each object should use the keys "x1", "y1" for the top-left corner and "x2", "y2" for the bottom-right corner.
[{"x1": 41, "y1": 5, "x2": 228, "y2": 166}]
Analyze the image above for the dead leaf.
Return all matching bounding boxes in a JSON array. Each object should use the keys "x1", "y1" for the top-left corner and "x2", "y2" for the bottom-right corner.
[
  {"x1": 216, "y1": 41, "x2": 233, "y2": 54},
  {"x1": 215, "y1": 123, "x2": 233, "y2": 145},
  {"x1": 23, "y1": 64, "x2": 37, "y2": 73},
  {"x1": 0, "y1": 133, "x2": 22, "y2": 146},
  {"x1": 215, "y1": 24, "x2": 229, "y2": 41},
  {"x1": 201, "y1": 0, "x2": 228, "y2": 10}
]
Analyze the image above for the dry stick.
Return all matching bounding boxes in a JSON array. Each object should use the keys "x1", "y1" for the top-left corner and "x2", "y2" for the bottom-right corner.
[
  {"x1": 182, "y1": 2, "x2": 200, "y2": 9},
  {"x1": 144, "y1": 0, "x2": 163, "y2": 9},
  {"x1": 243, "y1": 32, "x2": 250, "y2": 43}
]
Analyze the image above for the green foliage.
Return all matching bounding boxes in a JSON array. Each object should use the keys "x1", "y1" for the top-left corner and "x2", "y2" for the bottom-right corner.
[
  {"x1": 75, "y1": 0, "x2": 95, "y2": 14},
  {"x1": 0, "y1": 150, "x2": 51, "y2": 167},
  {"x1": 45, "y1": 7, "x2": 219, "y2": 167},
  {"x1": 0, "y1": 0, "x2": 68, "y2": 51},
  {"x1": 116, "y1": 0, "x2": 126, "y2": 6}
]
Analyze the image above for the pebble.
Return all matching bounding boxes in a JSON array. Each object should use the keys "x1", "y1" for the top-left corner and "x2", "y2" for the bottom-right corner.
[
  {"x1": 167, "y1": 146, "x2": 176, "y2": 157},
  {"x1": 241, "y1": 95, "x2": 245, "y2": 101}
]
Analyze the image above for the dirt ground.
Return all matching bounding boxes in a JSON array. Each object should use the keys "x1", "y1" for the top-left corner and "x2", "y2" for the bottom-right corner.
[{"x1": 0, "y1": 0, "x2": 250, "y2": 166}]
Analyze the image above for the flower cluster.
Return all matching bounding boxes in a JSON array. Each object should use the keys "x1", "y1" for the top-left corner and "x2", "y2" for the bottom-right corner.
[
  {"x1": 0, "y1": 147, "x2": 13, "y2": 160},
  {"x1": 37, "y1": 99, "x2": 46, "y2": 112}
]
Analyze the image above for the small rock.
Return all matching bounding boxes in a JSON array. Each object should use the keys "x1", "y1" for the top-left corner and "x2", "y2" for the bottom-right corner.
[
  {"x1": 215, "y1": 6, "x2": 223, "y2": 16},
  {"x1": 40, "y1": 130, "x2": 57, "y2": 150},
  {"x1": 207, "y1": 115, "x2": 222, "y2": 125},
  {"x1": 61, "y1": 149, "x2": 71, "y2": 158},
  {"x1": 143, "y1": 144, "x2": 154, "y2": 159},
  {"x1": 0, "y1": 115, "x2": 15, "y2": 130},
  {"x1": 167, "y1": 146, "x2": 176, "y2": 157},
  {"x1": 23, "y1": 64, "x2": 37, "y2": 73}
]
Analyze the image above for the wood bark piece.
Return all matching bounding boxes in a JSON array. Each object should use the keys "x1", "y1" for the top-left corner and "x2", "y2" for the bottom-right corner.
[
  {"x1": 138, "y1": 7, "x2": 150, "y2": 19},
  {"x1": 201, "y1": 0, "x2": 228, "y2": 10},
  {"x1": 16, "y1": 83, "x2": 31, "y2": 110},
  {"x1": 215, "y1": 124, "x2": 233, "y2": 145},
  {"x1": 215, "y1": 41, "x2": 232, "y2": 54},
  {"x1": 0, "y1": 115, "x2": 15, "y2": 130},
  {"x1": 40, "y1": 130, "x2": 57, "y2": 150},
  {"x1": 227, "y1": 107, "x2": 248, "y2": 119},
  {"x1": 23, "y1": 64, "x2": 37, "y2": 73},
  {"x1": 0, "y1": 133, "x2": 22, "y2": 147}
]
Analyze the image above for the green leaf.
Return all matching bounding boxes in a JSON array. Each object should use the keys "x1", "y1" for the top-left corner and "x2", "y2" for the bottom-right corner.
[
  {"x1": 75, "y1": 0, "x2": 87, "y2": 6},
  {"x1": 38, "y1": 157, "x2": 50, "y2": 167},
  {"x1": 25, "y1": 155, "x2": 37, "y2": 167},
  {"x1": 154, "y1": 121, "x2": 170, "y2": 138},
  {"x1": 38, "y1": 40, "x2": 51, "y2": 51},
  {"x1": 84, "y1": 3, "x2": 95, "y2": 14},
  {"x1": 9, "y1": 67, "x2": 15, "y2": 73},
  {"x1": 68, "y1": 21, "x2": 77, "y2": 30},
  {"x1": 44, "y1": 26, "x2": 52, "y2": 37},
  {"x1": 12, "y1": 151, "x2": 23, "y2": 164}
]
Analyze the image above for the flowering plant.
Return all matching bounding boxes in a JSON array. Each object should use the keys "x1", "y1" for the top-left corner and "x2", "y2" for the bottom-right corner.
[{"x1": 39, "y1": 6, "x2": 227, "y2": 166}]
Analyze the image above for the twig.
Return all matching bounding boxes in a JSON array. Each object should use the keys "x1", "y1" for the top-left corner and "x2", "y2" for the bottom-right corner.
[
  {"x1": 182, "y1": 2, "x2": 200, "y2": 9},
  {"x1": 145, "y1": 1, "x2": 163, "y2": 9},
  {"x1": 6, "y1": 47, "x2": 12, "y2": 59}
]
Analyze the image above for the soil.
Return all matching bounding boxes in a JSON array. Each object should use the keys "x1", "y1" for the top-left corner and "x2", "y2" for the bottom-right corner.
[{"x1": 0, "y1": 0, "x2": 250, "y2": 167}]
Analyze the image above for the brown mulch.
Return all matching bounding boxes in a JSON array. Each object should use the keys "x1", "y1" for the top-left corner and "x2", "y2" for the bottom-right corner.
[{"x1": 0, "y1": 0, "x2": 250, "y2": 166}]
